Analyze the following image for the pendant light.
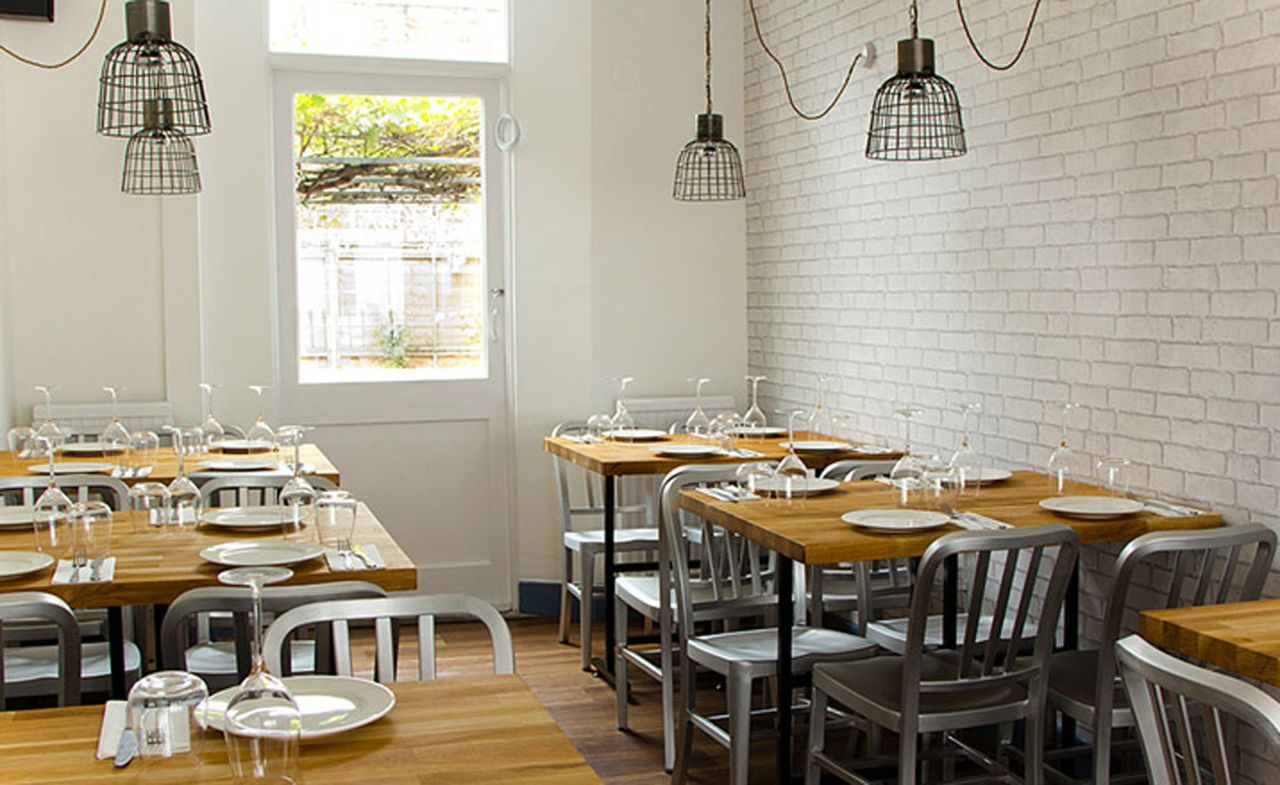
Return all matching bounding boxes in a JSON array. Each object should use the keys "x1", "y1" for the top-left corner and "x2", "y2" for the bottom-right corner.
[
  {"x1": 673, "y1": 0, "x2": 745, "y2": 201},
  {"x1": 98, "y1": 0, "x2": 211, "y2": 139},
  {"x1": 121, "y1": 99, "x2": 201, "y2": 195},
  {"x1": 866, "y1": 0, "x2": 966, "y2": 161}
]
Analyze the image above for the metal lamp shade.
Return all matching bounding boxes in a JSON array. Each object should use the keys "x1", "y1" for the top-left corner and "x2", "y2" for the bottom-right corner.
[
  {"x1": 122, "y1": 128, "x2": 201, "y2": 195},
  {"x1": 866, "y1": 37, "x2": 966, "y2": 161},
  {"x1": 99, "y1": 40, "x2": 211, "y2": 138},
  {"x1": 673, "y1": 113, "x2": 746, "y2": 201}
]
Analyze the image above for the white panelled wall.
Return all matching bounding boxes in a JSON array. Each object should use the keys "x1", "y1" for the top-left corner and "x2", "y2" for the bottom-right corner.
[{"x1": 745, "y1": 0, "x2": 1279, "y2": 779}]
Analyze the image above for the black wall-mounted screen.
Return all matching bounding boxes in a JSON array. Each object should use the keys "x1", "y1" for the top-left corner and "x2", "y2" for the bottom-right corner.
[{"x1": 0, "y1": 0, "x2": 54, "y2": 21}]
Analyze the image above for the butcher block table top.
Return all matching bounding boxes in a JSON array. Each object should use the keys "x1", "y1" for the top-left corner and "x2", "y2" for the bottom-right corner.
[{"x1": 1140, "y1": 599, "x2": 1280, "y2": 686}]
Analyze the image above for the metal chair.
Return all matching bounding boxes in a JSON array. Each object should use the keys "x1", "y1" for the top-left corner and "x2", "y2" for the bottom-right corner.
[
  {"x1": 808, "y1": 524, "x2": 1080, "y2": 785},
  {"x1": 0, "y1": 592, "x2": 82, "y2": 707},
  {"x1": 551, "y1": 420, "x2": 656, "y2": 670},
  {"x1": 665, "y1": 470, "x2": 877, "y2": 785},
  {"x1": 263, "y1": 593, "x2": 514, "y2": 682},
  {"x1": 160, "y1": 581, "x2": 389, "y2": 690},
  {"x1": 1045, "y1": 524, "x2": 1276, "y2": 785},
  {"x1": 199, "y1": 474, "x2": 337, "y2": 507},
  {"x1": 1117, "y1": 634, "x2": 1280, "y2": 785},
  {"x1": 0, "y1": 474, "x2": 132, "y2": 510},
  {"x1": 615, "y1": 465, "x2": 774, "y2": 772}
]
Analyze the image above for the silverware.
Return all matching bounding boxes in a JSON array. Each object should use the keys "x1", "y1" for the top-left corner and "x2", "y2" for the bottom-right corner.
[
  {"x1": 70, "y1": 560, "x2": 83, "y2": 584},
  {"x1": 113, "y1": 724, "x2": 136, "y2": 768},
  {"x1": 89, "y1": 556, "x2": 106, "y2": 583},
  {"x1": 350, "y1": 544, "x2": 375, "y2": 569}
]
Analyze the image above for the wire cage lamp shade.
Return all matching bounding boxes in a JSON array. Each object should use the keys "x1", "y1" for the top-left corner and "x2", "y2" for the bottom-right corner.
[
  {"x1": 98, "y1": 0, "x2": 211, "y2": 138},
  {"x1": 866, "y1": 14, "x2": 966, "y2": 161},
  {"x1": 674, "y1": 113, "x2": 746, "y2": 201},
  {"x1": 121, "y1": 100, "x2": 201, "y2": 195}
]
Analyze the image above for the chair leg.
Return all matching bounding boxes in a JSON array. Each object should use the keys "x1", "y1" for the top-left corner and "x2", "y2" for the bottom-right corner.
[
  {"x1": 806, "y1": 685, "x2": 829, "y2": 785},
  {"x1": 728, "y1": 664, "x2": 753, "y2": 785},
  {"x1": 900, "y1": 728, "x2": 918, "y2": 785},
  {"x1": 661, "y1": 606, "x2": 677, "y2": 771},
  {"x1": 558, "y1": 549, "x2": 573, "y2": 644},
  {"x1": 1026, "y1": 701, "x2": 1046, "y2": 785},
  {"x1": 1093, "y1": 719, "x2": 1112, "y2": 785},
  {"x1": 579, "y1": 547, "x2": 596, "y2": 671},
  {"x1": 672, "y1": 657, "x2": 697, "y2": 785},
  {"x1": 615, "y1": 595, "x2": 629, "y2": 730}
]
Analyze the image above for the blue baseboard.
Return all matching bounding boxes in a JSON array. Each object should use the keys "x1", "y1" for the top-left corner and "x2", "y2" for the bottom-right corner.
[{"x1": 518, "y1": 580, "x2": 606, "y2": 619}]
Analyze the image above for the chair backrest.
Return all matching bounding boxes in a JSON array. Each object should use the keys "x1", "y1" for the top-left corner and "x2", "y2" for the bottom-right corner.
[
  {"x1": 659, "y1": 464, "x2": 783, "y2": 636},
  {"x1": 263, "y1": 593, "x2": 514, "y2": 683},
  {"x1": 0, "y1": 592, "x2": 81, "y2": 707},
  {"x1": 549, "y1": 420, "x2": 646, "y2": 533},
  {"x1": 160, "y1": 581, "x2": 389, "y2": 680},
  {"x1": 0, "y1": 475, "x2": 131, "y2": 511},
  {"x1": 1118, "y1": 634, "x2": 1280, "y2": 785},
  {"x1": 901, "y1": 524, "x2": 1080, "y2": 715},
  {"x1": 1092, "y1": 525, "x2": 1276, "y2": 726},
  {"x1": 199, "y1": 474, "x2": 337, "y2": 507},
  {"x1": 818, "y1": 459, "x2": 897, "y2": 482}
]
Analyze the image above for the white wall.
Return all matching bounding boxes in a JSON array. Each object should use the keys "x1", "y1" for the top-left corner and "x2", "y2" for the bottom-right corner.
[{"x1": 744, "y1": 0, "x2": 1278, "y2": 778}]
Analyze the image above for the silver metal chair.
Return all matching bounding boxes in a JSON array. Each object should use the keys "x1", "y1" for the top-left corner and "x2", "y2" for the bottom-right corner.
[
  {"x1": 160, "y1": 581, "x2": 389, "y2": 690},
  {"x1": 817, "y1": 460, "x2": 897, "y2": 483},
  {"x1": 0, "y1": 592, "x2": 82, "y2": 707},
  {"x1": 1117, "y1": 634, "x2": 1280, "y2": 785},
  {"x1": 1045, "y1": 524, "x2": 1276, "y2": 785},
  {"x1": 199, "y1": 474, "x2": 337, "y2": 507},
  {"x1": 263, "y1": 593, "x2": 514, "y2": 682},
  {"x1": 551, "y1": 420, "x2": 656, "y2": 670},
  {"x1": 808, "y1": 524, "x2": 1081, "y2": 785},
  {"x1": 665, "y1": 469, "x2": 877, "y2": 785},
  {"x1": 0, "y1": 474, "x2": 132, "y2": 510},
  {"x1": 615, "y1": 464, "x2": 772, "y2": 772}
]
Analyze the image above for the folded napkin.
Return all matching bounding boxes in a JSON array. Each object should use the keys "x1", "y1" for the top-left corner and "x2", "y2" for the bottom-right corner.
[
  {"x1": 699, "y1": 486, "x2": 761, "y2": 503},
  {"x1": 324, "y1": 544, "x2": 385, "y2": 571},
  {"x1": 956, "y1": 512, "x2": 1014, "y2": 530},
  {"x1": 111, "y1": 466, "x2": 152, "y2": 479},
  {"x1": 97, "y1": 701, "x2": 128, "y2": 760},
  {"x1": 852, "y1": 445, "x2": 896, "y2": 455},
  {"x1": 52, "y1": 557, "x2": 116, "y2": 585},
  {"x1": 723, "y1": 448, "x2": 765, "y2": 459},
  {"x1": 1143, "y1": 500, "x2": 1207, "y2": 518},
  {"x1": 562, "y1": 435, "x2": 603, "y2": 444}
]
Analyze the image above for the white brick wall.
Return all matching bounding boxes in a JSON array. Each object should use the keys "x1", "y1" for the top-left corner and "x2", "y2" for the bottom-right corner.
[{"x1": 744, "y1": 0, "x2": 1280, "y2": 778}]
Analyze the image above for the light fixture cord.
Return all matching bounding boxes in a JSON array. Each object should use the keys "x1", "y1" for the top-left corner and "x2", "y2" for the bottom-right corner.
[
  {"x1": 910, "y1": 0, "x2": 919, "y2": 38},
  {"x1": 704, "y1": 0, "x2": 713, "y2": 114},
  {"x1": 956, "y1": 0, "x2": 1044, "y2": 71},
  {"x1": 748, "y1": 0, "x2": 867, "y2": 122},
  {"x1": 0, "y1": 0, "x2": 109, "y2": 70}
]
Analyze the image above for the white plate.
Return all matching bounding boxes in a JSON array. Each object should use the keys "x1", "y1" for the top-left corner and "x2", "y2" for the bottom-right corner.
[
  {"x1": 199, "y1": 458, "x2": 280, "y2": 472},
  {"x1": 1039, "y1": 496, "x2": 1145, "y2": 520},
  {"x1": 199, "y1": 507, "x2": 292, "y2": 529},
  {"x1": 842, "y1": 508, "x2": 952, "y2": 533},
  {"x1": 730, "y1": 426, "x2": 787, "y2": 437},
  {"x1": 779, "y1": 440, "x2": 853, "y2": 453},
  {"x1": 26, "y1": 462, "x2": 114, "y2": 475},
  {"x1": 752, "y1": 477, "x2": 842, "y2": 495},
  {"x1": 650, "y1": 444, "x2": 723, "y2": 458},
  {"x1": 200, "y1": 540, "x2": 325, "y2": 567},
  {"x1": 60, "y1": 442, "x2": 124, "y2": 456},
  {"x1": 200, "y1": 675, "x2": 396, "y2": 740},
  {"x1": 603, "y1": 429, "x2": 668, "y2": 442},
  {"x1": 212, "y1": 439, "x2": 275, "y2": 453},
  {"x1": 0, "y1": 506, "x2": 34, "y2": 530},
  {"x1": 0, "y1": 551, "x2": 54, "y2": 581},
  {"x1": 944, "y1": 468, "x2": 1014, "y2": 486}
]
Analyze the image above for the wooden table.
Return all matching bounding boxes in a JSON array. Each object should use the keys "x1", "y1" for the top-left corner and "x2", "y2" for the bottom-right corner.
[
  {"x1": 1140, "y1": 599, "x2": 1280, "y2": 686},
  {"x1": 0, "y1": 675, "x2": 601, "y2": 784},
  {"x1": 0, "y1": 443, "x2": 341, "y2": 486},
  {"x1": 679, "y1": 470, "x2": 1222, "y2": 782},
  {"x1": 0, "y1": 503, "x2": 416, "y2": 697},
  {"x1": 544, "y1": 431, "x2": 901, "y2": 681}
]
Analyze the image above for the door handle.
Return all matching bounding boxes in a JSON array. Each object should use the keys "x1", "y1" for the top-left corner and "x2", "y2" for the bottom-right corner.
[{"x1": 489, "y1": 288, "x2": 505, "y2": 343}]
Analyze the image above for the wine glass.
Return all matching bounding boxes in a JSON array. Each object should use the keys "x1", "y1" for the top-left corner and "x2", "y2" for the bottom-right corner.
[
  {"x1": 247, "y1": 386, "x2": 276, "y2": 450},
  {"x1": 743, "y1": 375, "x2": 768, "y2": 432},
  {"x1": 949, "y1": 402, "x2": 984, "y2": 498},
  {"x1": 164, "y1": 426, "x2": 203, "y2": 529},
  {"x1": 276, "y1": 427, "x2": 316, "y2": 541},
  {"x1": 608, "y1": 376, "x2": 635, "y2": 435},
  {"x1": 685, "y1": 377, "x2": 712, "y2": 437},
  {"x1": 1046, "y1": 403, "x2": 1081, "y2": 493},
  {"x1": 129, "y1": 482, "x2": 171, "y2": 527},
  {"x1": 33, "y1": 385, "x2": 64, "y2": 445},
  {"x1": 32, "y1": 438, "x2": 72, "y2": 558},
  {"x1": 776, "y1": 410, "x2": 810, "y2": 502},
  {"x1": 199, "y1": 383, "x2": 226, "y2": 452},
  {"x1": 130, "y1": 430, "x2": 160, "y2": 478},
  {"x1": 128, "y1": 670, "x2": 208, "y2": 775},
  {"x1": 6, "y1": 426, "x2": 34, "y2": 456},
  {"x1": 1096, "y1": 456, "x2": 1132, "y2": 497},
  {"x1": 101, "y1": 387, "x2": 132, "y2": 472},
  {"x1": 893, "y1": 406, "x2": 925, "y2": 454},
  {"x1": 218, "y1": 566, "x2": 301, "y2": 785},
  {"x1": 807, "y1": 375, "x2": 833, "y2": 437},
  {"x1": 68, "y1": 501, "x2": 112, "y2": 580},
  {"x1": 889, "y1": 407, "x2": 927, "y2": 508}
]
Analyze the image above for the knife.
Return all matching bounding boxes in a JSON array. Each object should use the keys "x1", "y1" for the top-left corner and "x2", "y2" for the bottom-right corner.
[
  {"x1": 113, "y1": 725, "x2": 136, "y2": 768},
  {"x1": 89, "y1": 556, "x2": 106, "y2": 583},
  {"x1": 350, "y1": 544, "x2": 376, "y2": 569}
]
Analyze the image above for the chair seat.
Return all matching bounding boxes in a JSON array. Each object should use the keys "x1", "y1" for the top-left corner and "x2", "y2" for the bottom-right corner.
[
  {"x1": 1047, "y1": 649, "x2": 1132, "y2": 728},
  {"x1": 865, "y1": 613, "x2": 1040, "y2": 654},
  {"x1": 5, "y1": 641, "x2": 141, "y2": 684},
  {"x1": 564, "y1": 528, "x2": 660, "y2": 551},
  {"x1": 185, "y1": 639, "x2": 317, "y2": 676},
  {"x1": 688, "y1": 626, "x2": 875, "y2": 675},
  {"x1": 814, "y1": 650, "x2": 1027, "y2": 719}
]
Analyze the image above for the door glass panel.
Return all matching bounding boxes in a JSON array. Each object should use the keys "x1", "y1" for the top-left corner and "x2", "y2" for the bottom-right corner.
[
  {"x1": 270, "y1": 0, "x2": 509, "y2": 63},
  {"x1": 291, "y1": 93, "x2": 487, "y2": 383}
]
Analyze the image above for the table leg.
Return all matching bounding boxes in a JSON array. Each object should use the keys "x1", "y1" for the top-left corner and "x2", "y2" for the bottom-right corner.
[
  {"x1": 942, "y1": 554, "x2": 959, "y2": 649},
  {"x1": 152, "y1": 603, "x2": 168, "y2": 670},
  {"x1": 108, "y1": 607, "x2": 126, "y2": 699},
  {"x1": 590, "y1": 475, "x2": 617, "y2": 686},
  {"x1": 777, "y1": 555, "x2": 794, "y2": 784}
]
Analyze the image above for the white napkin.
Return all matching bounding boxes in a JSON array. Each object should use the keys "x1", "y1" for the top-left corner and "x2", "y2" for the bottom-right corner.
[
  {"x1": 324, "y1": 544, "x2": 384, "y2": 571},
  {"x1": 852, "y1": 445, "x2": 896, "y2": 455},
  {"x1": 52, "y1": 557, "x2": 116, "y2": 585},
  {"x1": 957, "y1": 512, "x2": 1014, "y2": 530},
  {"x1": 1144, "y1": 501, "x2": 1205, "y2": 518},
  {"x1": 563, "y1": 435, "x2": 602, "y2": 444},
  {"x1": 723, "y1": 448, "x2": 765, "y2": 459},
  {"x1": 96, "y1": 701, "x2": 128, "y2": 760}
]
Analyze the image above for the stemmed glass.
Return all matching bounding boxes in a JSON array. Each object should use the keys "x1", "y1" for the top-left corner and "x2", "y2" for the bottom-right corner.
[
  {"x1": 889, "y1": 407, "x2": 927, "y2": 508},
  {"x1": 608, "y1": 377, "x2": 635, "y2": 435},
  {"x1": 32, "y1": 437, "x2": 72, "y2": 558},
  {"x1": 807, "y1": 375, "x2": 833, "y2": 437},
  {"x1": 949, "y1": 402, "x2": 984, "y2": 498},
  {"x1": 247, "y1": 386, "x2": 276, "y2": 450},
  {"x1": 33, "y1": 385, "x2": 64, "y2": 445},
  {"x1": 276, "y1": 427, "x2": 316, "y2": 541},
  {"x1": 1046, "y1": 402, "x2": 1081, "y2": 493},
  {"x1": 743, "y1": 375, "x2": 768, "y2": 432},
  {"x1": 218, "y1": 566, "x2": 301, "y2": 785},
  {"x1": 101, "y1": 387, "x2": 132, "y2": 472},
  {"x1": 776, "y1": 410, "x2": 811, "y2": 502},
  {"x1": 685, "y1": 377, "x2": 712, "y2": 437},
  {"x1": 164, "y1": 426, "x2": 203, "y2": 529},
  {"x1": 199, "y1": 383, "x2": 226, "y2": 452}
]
